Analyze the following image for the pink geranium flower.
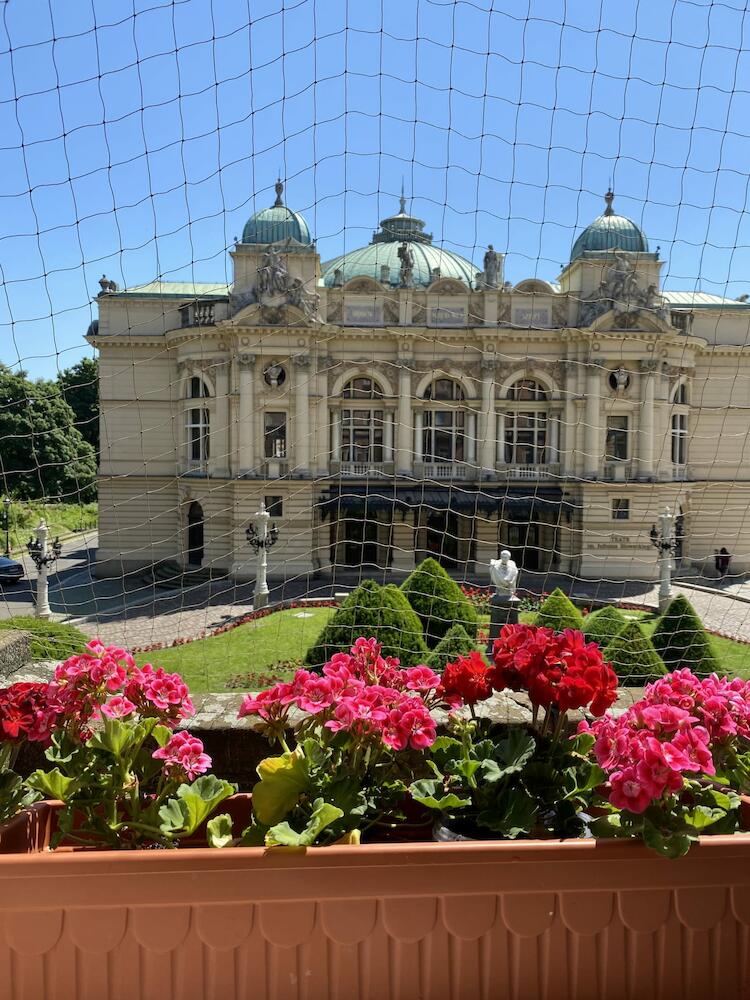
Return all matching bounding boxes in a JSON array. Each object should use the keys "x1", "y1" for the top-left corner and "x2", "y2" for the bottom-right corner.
[{"x1": 152, "y1": 731, "x2": 211, "y2": 780}]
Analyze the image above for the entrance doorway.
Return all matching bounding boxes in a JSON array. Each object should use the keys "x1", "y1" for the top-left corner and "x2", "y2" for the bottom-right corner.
[
  {"x1": 187, "y1": 502, "x2": 204, "y2": 566},
  {"x1": 342, "y1": 516, "x2": 379, "y2": 567},
  {"x1": 424, "y1": 510, "x2": 460, "y2": 569},
  {"x1": 505, "y1": 521, "x2": 541, "y2": 571}
]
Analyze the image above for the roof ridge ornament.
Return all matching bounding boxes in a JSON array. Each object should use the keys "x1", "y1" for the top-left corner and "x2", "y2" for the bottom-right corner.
[
  {"x1": 604, "y1": 189, "x2": 615, "y2": 216},
  {"x1": 273, "y1": 178, "x2": 284, "y2": 208},
  {"x1": 399, "y1": 178, "x2": 406, "y2": 215}
]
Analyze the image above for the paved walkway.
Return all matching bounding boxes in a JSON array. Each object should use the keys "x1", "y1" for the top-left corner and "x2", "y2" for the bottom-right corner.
[{"x1": 57, "y1": 569, "x2": 750, "y2": 650}]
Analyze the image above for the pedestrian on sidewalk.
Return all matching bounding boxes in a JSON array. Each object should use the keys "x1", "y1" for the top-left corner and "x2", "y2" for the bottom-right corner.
[
  {"x1": 719, "y1": 547, "x2": 731, "y2": 577},
  {"x1": 714, "y1": 550, "x2": 721, "y2": 576}
]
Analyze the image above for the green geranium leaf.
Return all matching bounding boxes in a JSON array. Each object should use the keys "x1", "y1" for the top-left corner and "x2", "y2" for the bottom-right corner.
[
  {"x1": 158, "y1": 775, "x2": 235, "y2": 836},
  {"x1": 239, "y1": 822, "x2": 269, "y2": 847},
  {"x1": 683, "y1": 805, "x2": 727, "y2": 831},
  {"x1": 206, "y1": 813, "x2": 234, "y2": 848},
  {"x1": 705, "y1": 787, "x2": 737, "y2": 811},
  {"x1": 409, "y1": 778, "x2": 471, "y2": 812},
  {"x1": 477, "y1": 789, "x2": 537, "y2": 837},
  {"x1": 252, "y1": 750, "x2": 310, "y2": 826},
  {"x1": 569, "y1": 731, "x2": 595, "y2": 756},
  {"x1": 453, "y1": 758, "x2": 482, "y2": 782},
  {"x1": 89, "y1": 717, "x2": 137, "y2": 757},
  {"x1": 642, "y1": 820, "x2": 692, "y2": 859},
  {"x1": 25, "y1": 768, "x2": 78, "y2": 802},
  {"x1": 152, "y1": 724, "x2": 172, "y2": 749},
  {"x1": 265, "y1": 799, "x2": 344, "y2": 847},
  {"x1": 494, "y1": 729, "x2": 536, "y2": 776}
]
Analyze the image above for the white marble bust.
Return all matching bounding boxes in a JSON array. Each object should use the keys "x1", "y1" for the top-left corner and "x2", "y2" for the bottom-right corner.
[{"x1": 489, "y1": 550, "x2": 518, "y2": 598}]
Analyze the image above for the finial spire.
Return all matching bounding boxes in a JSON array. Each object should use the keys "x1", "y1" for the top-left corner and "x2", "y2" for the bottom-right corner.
[
  {"x1": 604, "y1": 189, "x2": 615, "y2": 216},
  {"x1": 399, "y1": 178, "x2": 406, "y2": 215},
  {"x1": 273, "y1": 178, "x2": 284, "y2": 208}
]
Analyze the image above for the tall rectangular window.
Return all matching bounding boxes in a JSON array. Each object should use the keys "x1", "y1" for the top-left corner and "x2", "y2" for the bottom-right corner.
[
  {"x1": 612, "y1": 498, "x2": 630, "y2": 520},
  {"x1": 264, "y1": 412, "x2": 287, "y2": 458},
  {"x1": 671, "y1": 413, "x2": 688, "y2": 465},
  {"x1": 187, "y1": 408, "x2": 209, "y2": 462},
  {"x1": 605, "y1": 415, "x2": 629, "y2": 460}
]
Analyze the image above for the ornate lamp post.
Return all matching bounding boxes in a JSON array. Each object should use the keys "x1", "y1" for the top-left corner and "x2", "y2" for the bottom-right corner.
[
  {"x1": 2, "y1": 497, "x2": 10, "y2": 557},
  {"x1": 650, "y1": 506, "x2": 675, "y2": 612},
  {"x1": 26, "y1": 520, "x2": 62, "y2": 619},
  {"x1": 245, "y1": 502, "x2": 279, "y2": 610}
]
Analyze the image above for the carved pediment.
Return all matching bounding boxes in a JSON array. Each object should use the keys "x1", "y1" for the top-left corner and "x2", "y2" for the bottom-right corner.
[
  {"x1": 589, "y1": 308, "x2": 673, "y2": 335},
  {"x1": 221, "y1": 302, "x2": 312, "y2": 327}
]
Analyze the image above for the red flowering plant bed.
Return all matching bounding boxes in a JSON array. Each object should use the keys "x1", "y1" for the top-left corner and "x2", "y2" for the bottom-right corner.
[
  {"x1": 0, "y1": 641, "x2": 234, "y2": 849},
  {"x1": 409, "y1": 625, "x2": 617, "y2": 841},
  {"x1": 582, "y1": 668, "x2": 750, "y2": 856}
]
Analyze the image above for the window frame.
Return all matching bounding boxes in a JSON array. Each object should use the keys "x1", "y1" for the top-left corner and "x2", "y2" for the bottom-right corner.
[{"x1": 264, "y1": 411, "x2": 288, "y2": 459}]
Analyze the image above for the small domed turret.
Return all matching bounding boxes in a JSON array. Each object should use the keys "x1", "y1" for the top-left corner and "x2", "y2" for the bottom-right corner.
[{"x1": 571, "y1": 190, "x2": 648, "y2": 261}]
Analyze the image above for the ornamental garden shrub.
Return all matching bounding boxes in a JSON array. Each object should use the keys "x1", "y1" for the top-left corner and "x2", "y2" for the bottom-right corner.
[
  {"x1": 534, "y1": 588, "x2": 584, "y2": 633},
  {"x1": 425, "y1": 624, "x2": 476, "y2": 670},
  {"x1": 0, "y1": 616, "x2": 88, "y2": 661},
  {"x1": 602, "y1": 621, "x2": 667, "y2": 685},
  {"x1": 305, "y1": 580, "x2": 429, "y2": 667},
  {"x1": 400, "y1": 558, "x2": 478, "y2": 647},
  {"x1": 582, "y1": 605, "x2": 629, "y2": 646},
  {"x1": 651, "y1": 594, "x2": 719, "y2": 675}
]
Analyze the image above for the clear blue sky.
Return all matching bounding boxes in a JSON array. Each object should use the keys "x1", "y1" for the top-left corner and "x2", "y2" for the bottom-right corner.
[{"x1": 2, "y1": 0, "x2": 750, "y2": 378}]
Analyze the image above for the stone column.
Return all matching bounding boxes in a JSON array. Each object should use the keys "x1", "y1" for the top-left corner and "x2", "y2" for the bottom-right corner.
[
  {"x1": 561, "y1": 360, "x2": 578, "y2": 476},
  {"x1": 549, "y1": 410, "x2": 561, "y2": 464},
  {"x1": 479, "y1": 358, "x2": 497, "y2": 474},
  {"x1": 238, "y1": 354, "x2": 256, "y2": 475},
  {"x1": 212, "y1": 358, "x2": 230, "y2": 477},
  {"x1": 331, "y1": 408, "x2": 341, "y2": 464},
  {"x1": 391, "y1": 517, "x2": 416, "y2": 574},
  {"x1": 384, "y1": 411, "x2": 394, "y2": 463},
  {"x1": 639, "y1": 361, "x2": 656, "y2": 480},
  {"x1": 395, "y1": 362, "x2": 412, "y2": 475},
  {"x1": 584, "y1": 365, "x2": 600, "y2": 479},
  {"x1": 293, "y1": 354, "x2": 310, "y2": 477},
  {"x1": 414, "y1": 411, "x2": 424, "y2": 464}
]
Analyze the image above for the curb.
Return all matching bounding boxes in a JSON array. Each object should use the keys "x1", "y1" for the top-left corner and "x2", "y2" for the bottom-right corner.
[{"x1": 675, "y1": 581, "x2": 750, "y2": 607}]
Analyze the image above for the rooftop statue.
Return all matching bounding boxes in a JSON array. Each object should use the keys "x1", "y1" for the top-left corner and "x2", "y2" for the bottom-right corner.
[
  {"x1": 397, "y1": 241, "x2": 415, "y2": 288},
  {"x1": 483, "y1": 245, "x2": 499, "y2": 288}
]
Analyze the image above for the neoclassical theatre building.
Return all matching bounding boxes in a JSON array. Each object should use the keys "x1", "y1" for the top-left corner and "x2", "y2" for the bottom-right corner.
[{"x1": 90, "y1": 183, "x2": 750, "y2": 582}]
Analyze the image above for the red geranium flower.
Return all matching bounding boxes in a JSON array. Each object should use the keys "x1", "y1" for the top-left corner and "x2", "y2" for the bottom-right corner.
[{"x1": 437, "y1": 652, "x2": 493, "y2": 708}]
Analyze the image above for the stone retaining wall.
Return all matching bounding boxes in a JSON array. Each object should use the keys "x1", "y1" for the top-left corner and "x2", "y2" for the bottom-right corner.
[{"x1": 0, "y1": 630, "x2": 31, "y2": 681}]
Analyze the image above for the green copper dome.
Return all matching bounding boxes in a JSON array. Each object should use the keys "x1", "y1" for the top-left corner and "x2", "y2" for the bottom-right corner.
[
  {"x1": 241, "y1": 181, "x2": 311, "y2": 246},
  {"x1": 321, "y1": 196, "x2": 476, "y2": 288},
  {"x1": 571, "y1": 191, "x2": 648, "y2": 261}
]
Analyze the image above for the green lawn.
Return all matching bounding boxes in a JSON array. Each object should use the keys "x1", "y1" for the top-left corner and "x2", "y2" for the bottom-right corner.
[
  {"x1": 135, "y1": 606, "x2": 336, "y2": 692},
  {"x1": 134, "y1": 604, "x2": 750, "y2": 694}
]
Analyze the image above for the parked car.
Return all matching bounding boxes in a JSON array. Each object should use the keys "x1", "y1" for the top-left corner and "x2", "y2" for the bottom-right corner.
[{"x1": 0, "y1": 556, "x2": 24, "y2": 584}]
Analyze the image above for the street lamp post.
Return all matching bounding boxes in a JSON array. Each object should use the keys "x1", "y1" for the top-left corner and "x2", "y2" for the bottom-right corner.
[
  {"x1": 2, "y1": 497, "x2": 10, "y2": 557},
  {"x1": 245, "y1": 502, "x2": 279, "y2": 610},
  {"x1": 650, "y1": 506, "x2": 675, "y2": 613},
  {"x1": 26, "y1": 520, "x2": 63, "y2": 620}
]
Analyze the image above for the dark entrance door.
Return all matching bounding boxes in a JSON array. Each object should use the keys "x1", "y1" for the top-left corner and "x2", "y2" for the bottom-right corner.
[
  {"x1": 425, "y1": 510, "x2": 459, "y2": 569},
  {"x1": 506, "y1": 521, "x2": 541, "y2": 571},
  {"x1": 342, "y1": 516, "x2": 379, "y2": 567},
  {"x1": 187, "y1": 502, "x2": 204, "y2": 566}
]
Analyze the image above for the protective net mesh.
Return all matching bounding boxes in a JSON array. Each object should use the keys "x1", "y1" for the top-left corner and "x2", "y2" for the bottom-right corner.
[{"x1": 2, "y1": 0, "x2": 750, "y2": 687}]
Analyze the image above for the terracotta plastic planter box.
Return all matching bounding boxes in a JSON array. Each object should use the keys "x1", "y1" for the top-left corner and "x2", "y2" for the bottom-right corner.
[{"x1": 1, "y1": 802, "x2": 750, "y2": 1000}]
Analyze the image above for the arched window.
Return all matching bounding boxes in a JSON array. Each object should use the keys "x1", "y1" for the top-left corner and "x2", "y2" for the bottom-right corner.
[
  {"x1": 342, "y1": 376, "x2": 384, "y2": 399},
  {"x1": 506, "y1": 378, "x2": 548, "y2": 401},
  {"x1": 422, "y1": 378, "x2": 466, "y2": 463},
  {"x1": 188, "y1": 376, "x2": 210, "y2": 398},
  {"x1": 338, "y1": 377, "x2": 386, "y2": 465},
  {"x1": 504, "y1": 379, "x2": 548, "y2": 465},
  {"x1": 672, "y1": 382, "x2": 688, "y2": 405}
]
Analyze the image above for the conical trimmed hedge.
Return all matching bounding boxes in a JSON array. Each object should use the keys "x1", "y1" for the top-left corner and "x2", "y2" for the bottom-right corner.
[
  {"x1": 603, "y1": 621, "x2": 667, "y2": 685},
  {"x1": 650, "y1": 594, "x2": 719, "y2": 675},
  {"x1": 400, "y1": 558, "x2": 478, "y2": 648},
  {"x1": 425, "y1": 624, "x2": 476, "y2": 670},
  {"x1": 305, "y1": 579, "x2": 429, "y2": 668},
  {"x1": 534, "y1": 588, "x2": 584, "y2": 633},
  {"x1": 583, "y1": 605, "x2": 629, "y2": 646}
]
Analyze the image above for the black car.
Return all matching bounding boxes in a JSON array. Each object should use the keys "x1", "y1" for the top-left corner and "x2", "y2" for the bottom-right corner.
[{"x1": 0, "y1": 557, "x2": 24, "y2": 584}]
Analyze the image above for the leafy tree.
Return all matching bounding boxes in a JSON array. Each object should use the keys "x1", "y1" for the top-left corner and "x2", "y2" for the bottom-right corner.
[
  {"x1": 305, "y1": 580, "x2": 429, "y2": 667},
  {"x1": 400, "y1": 558, "x2": 478, "y2": 647},
  {"x1": 425, "y1": 624, "x2": 476, "y2": 670},
  {"x1": 0, "y1": 366, "x2": 97, "y2": 501},
  {"x1": 651, "y1": 594, "x2": 719, "y2": 675},
  {"x1": 583, "y1": 605, "x2": 629, "y2": 646},
  {"x1": 534, "y1": 588, "x2": 584, "y2": 633},
  {"x1": 58, "y1": 357, "x2": 99, "y2": 451},
  {"x1": 603, "y1": 621, "x2": 667, "y2": 685}
]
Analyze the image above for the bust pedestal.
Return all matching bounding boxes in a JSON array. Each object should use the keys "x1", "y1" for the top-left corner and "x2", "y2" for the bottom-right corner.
[{"x1": 485, "y1": 594, "x2": 521, "y2": 655}]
